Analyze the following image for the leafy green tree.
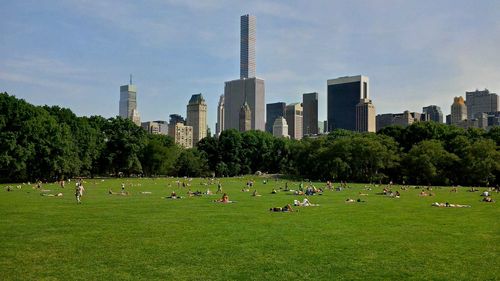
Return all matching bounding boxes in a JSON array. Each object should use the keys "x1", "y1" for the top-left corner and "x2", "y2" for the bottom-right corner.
[
  {"x1": 404, "y1": 140, "x2": 459, "y2": 185},
  {"x1": 174, "y1": 148, "x2": 209, "y2": 177},
  {"x1": 102, "y1": 117, "x2": 147, "y2": 176},
  {"x1": 141, "y1": 134, "x2": 179, "y2": 176},
  {"x1": 462, "y1": 139, "x2": 500, "y2": 186}
]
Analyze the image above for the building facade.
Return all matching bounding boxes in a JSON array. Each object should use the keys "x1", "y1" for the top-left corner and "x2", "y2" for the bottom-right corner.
[
  {"x1": 285, "y1": 103, "x2": 303, "y2": 140},
  {"x1": 224, "y1": 77, "x2": 265, "y2": 131},
  {"x1": 240, "y1": 14, "x2": 256, "y2": 79},
  {"x1": 465, "y1": 89, "x2": 499, "y2": 119},
  {"x1": 239, "y1": 102, "x2": 252, "y2": 132},
  {"x1": 141, "y1": 121, "x2": 160, "y2": 134},
  {"x1": 186, "y1": 93, "x2": 207, "y2": 145},
  {"x1": 327, "y1": 75, "x2": 369, "y2": 131},
  {"x1": 376, "y1": 111, "x2": 425, "y2": 130},
  {"x1": 356, "y1": 98, "x2": 376, "y2": 132},
  {"x1": 451, "y1": 96, "x2": 467, "y2": 125},
  {"x1": 216, "y1": 95, "x2": 224, "y2": 137},
  {"x1": 172, "y1": 123, "x2": 193, "y2": 149},
  {"x1": 266, "y1": 102, "x2": 286, "y2": 133},
  {"x1": 273, "y1": 117, "x2": 289, "y2": 138},
  {"x1": 302, "y1": 92, "x2": 318, "y2": 136},
  {"x1": 422, "y1": 105, "x2": 443, "y2": 123},
  {"x1": 119, "y1": 79, "x2": 140, "y2": 126}
]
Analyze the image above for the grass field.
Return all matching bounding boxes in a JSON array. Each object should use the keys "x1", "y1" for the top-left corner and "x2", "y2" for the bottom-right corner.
[{"x1": 0, "y1": 177, "x2": 498, "y2": 280}]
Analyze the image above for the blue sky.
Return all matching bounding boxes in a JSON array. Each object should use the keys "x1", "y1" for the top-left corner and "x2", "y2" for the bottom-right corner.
[{"x1": 1, "y1": 0, "x2": 499, "y2": 130}]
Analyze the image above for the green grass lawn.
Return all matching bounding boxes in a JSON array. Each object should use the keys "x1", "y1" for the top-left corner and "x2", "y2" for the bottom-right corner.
[{"x1": 0, "y1": 177, "x2": 498, "y2": 280}]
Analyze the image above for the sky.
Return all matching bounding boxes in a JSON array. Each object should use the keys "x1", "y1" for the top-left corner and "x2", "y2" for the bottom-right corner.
[{"x1": 1, "y1": 0, "x2": 499, "y2": 131}]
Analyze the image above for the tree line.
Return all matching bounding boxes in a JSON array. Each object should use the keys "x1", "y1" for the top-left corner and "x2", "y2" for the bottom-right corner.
[{"x1": 1, "y1": 92, "x2": 499, "y2": 186}]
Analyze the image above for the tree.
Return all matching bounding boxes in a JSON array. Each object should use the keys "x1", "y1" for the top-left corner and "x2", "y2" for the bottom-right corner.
[{"x1": 174, "y1": 148, "x2": 209, "y2": 177}]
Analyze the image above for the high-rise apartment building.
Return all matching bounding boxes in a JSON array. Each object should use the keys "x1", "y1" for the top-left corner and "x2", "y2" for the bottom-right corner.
[
  {"x1": 302, "y1": 92, "x2": 319, "y2": 136},
  {"x1": 465, "y1": 89, "x2": 499, "y2": 119},
  {"x1": 451, "y1": 96, "x2": 467, "y2": 125},
  {"x1": 239, "y1": 102, "x2": 252, "y2": 132},
  {"x1": 273, "y1": 117, "x2": 289, "y2": 138},
  {"x1": 356, "y1": 98, "x2": 376, "y2": 132},
  {"x1": 240, "y1": 14, "x2": 256, "y2": 79},
  {"x1": 422, "y1": 105, "x2": 443, "y2": 123},
  {"x1": 172, "y1": 123, "x2": 193, "y2": 149},
  {"x1": 224, "y1": 77, "x2": 265, "y2": 131},
  {"x1": 216, "y1": 95, "x2": 224, "y2": 137},
  {"x1": 168, "y1": 114, "x2": 185, "y2": 137},
  {"x1": 119, "y1": 76, "x2": 140, "y2": 126},
  {"x1": 186, "y1": 94, "x2": 207, "y2": 145},
  {"x1": 153, "y1": 120, "x2": 169, "y2": 135},
  {"x1": 266, "y1": 102, "x2": 286, "y2": 133},
  {"x1": 285, "y1": 103, "x2": 303, "y2": 140},
  {"x1": 327, "y1": 75, "x2": 369, "y2": 131}
]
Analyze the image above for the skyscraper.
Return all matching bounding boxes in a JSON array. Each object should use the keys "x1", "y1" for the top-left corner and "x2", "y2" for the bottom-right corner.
[
  {"x1": 266, "y1": 102, "x2": 286, "y2": 133},
  {"x1": 302, "y1": 92, "x2": 318, "y2": 136},
  {"x1": 285, "y1": 103, "x2": 303, "y2": 140},
  {"x1": 465, "y1": 89, "x2": 499, "y2": 119},
  {"x1": 451, "y1": 96, "x2": 467, "y2": 125},
  {"x1": 223, "y1": 15, "x2": 265, "y2": 132},
  {"x1": 422, "y1": 105, "x2": 443, "y2": 123},
  {"x1": 327, "y1": 75, "x2": 369, "y2": 131},
  {"x1": 224, "y1": 77, "x2": 265, "y2": 131},
  {"x1": 119, "y1": 75, "x2": 140, "y2": 126},
  {"x1": 356, "y1": 98, "x2": 376, "y2": 132},
  {"x1": 216, "y1": 95, "x2": 224, "y2": 137},
  {"x1": 240, "y1": 14, "x2": 256, "y2": 79},
  {"x1": 186, "y1": 93, "x2": 207, "y2": 145}
]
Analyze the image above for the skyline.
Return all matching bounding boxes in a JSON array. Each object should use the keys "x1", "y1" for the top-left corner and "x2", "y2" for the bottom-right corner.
[{"x1": 1, "y1": 1, "x2": 500, "y2": 131}]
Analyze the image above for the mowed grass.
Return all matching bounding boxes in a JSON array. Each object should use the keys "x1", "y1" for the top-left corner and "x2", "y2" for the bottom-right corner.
[{"x1": 0, "y1": 177, "x2": 498, "y2": 281}]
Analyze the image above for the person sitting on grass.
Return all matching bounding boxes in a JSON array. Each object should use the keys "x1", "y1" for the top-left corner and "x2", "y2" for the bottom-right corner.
[
  {"x1": 214, "y1": 193, "x2": 231, "y2": 203},
  {"x1": 271, "y1": 188, "x2": 278, "y2": 194},
  {"x1": 252, "y1": 190, "x2": 261, "y2": 197},
  {"x1": 205, "y1": 188, "x2": 213, "y2": 195},
  {"x1": 166, "y1": 191, "x2": 180, "y2": 199},
  {"x1": 270, "y1": 204, "x2": 294, "y2": 212}
]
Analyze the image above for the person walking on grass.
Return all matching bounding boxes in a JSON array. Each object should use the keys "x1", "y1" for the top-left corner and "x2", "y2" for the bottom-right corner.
[{"x1": 75, "y1": 182, "x2": 85, "y2": 204}]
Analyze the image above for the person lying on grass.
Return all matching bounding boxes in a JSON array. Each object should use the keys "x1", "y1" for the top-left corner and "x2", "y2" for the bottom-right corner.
[
  {"x1": 293, "y1": 198, "x2": 318, "y2": 206},
  {"x1": 109, "y1": 189, "x2": 129, "y2": 196},
  {"x1": 431, "y1": 202, "x2": 471, "y2": 208},
  {"x1": 41, "y1": 192, "x2": 63, "y2": 197},
  {"x1": 270, "y1": 204, "x2": 294, "y2": 212},
  {"x1": 482, "y1": 197, "x2": 495, "y2": 203},
  {"x1": 345, "y1": 198, "x2": 365, "y2": 203}
]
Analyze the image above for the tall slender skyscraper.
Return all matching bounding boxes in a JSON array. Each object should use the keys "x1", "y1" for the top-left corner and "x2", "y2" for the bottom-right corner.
[
  {"x1": 302, "y1": 92, "x2": 318, "y2": 136},
  {"x1": 224, "y1": 15, "x2": 264, "y2": 131},
  {"x1": 240, "y1": 14, "x2": 256, "y2": 79},
  {"x1": 119, "y1": 75, "x2": 140, "y2": 125},
  {"x1": 216, "y1": 95, "x2": 224, "y2": 137},
  {"x1": 186, "y1": 94, "x2": 207, "y2": 145}
]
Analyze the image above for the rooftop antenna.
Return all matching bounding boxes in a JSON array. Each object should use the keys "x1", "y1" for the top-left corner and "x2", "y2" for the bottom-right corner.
[{"x1": 130, "y1": 74, "x2": 133, "y2": 85}]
